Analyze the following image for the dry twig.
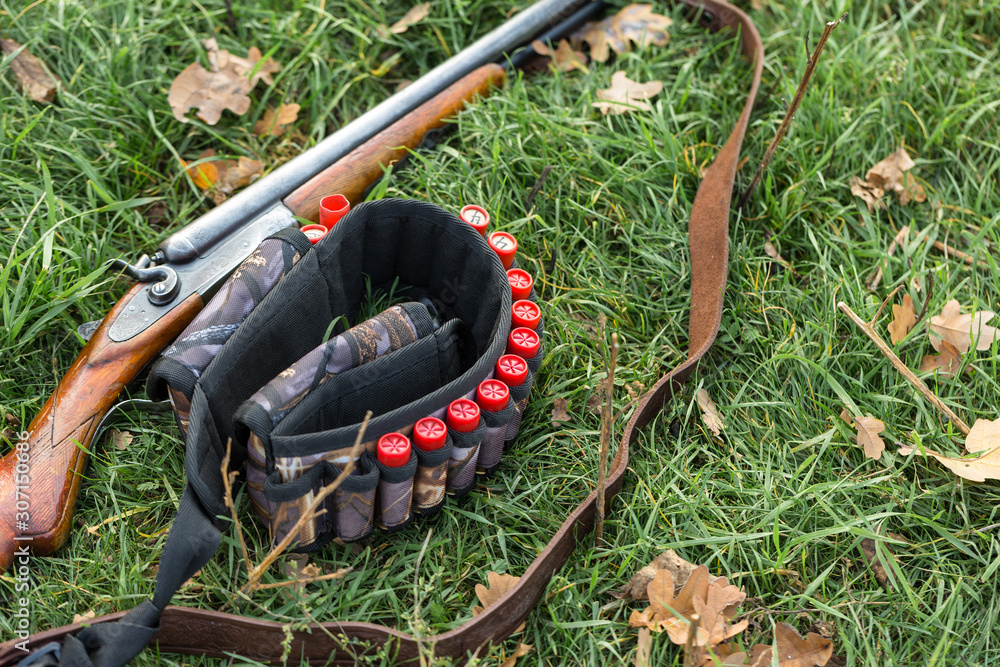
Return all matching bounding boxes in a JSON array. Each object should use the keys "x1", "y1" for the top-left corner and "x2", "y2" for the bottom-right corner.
[
  {"x1": 595, "y1": 332, "x2": 620, "y2": 545},
  {"x1": 738, "y1": 13, "x2": 848, "y2": 208},
  {"x1": 838, "y1": 302, "x2": 970, "y2": 435},
  {"x1": 221, "y1": 438, "x2": 253, "y2": 576},
  {"x1": 682, "y1": 613, "x2": 702, "y2": 667}
]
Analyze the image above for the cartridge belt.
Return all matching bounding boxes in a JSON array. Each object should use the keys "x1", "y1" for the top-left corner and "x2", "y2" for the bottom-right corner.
[{"x1": 4, "y1": 0, "x2": 762, "y2": 663}]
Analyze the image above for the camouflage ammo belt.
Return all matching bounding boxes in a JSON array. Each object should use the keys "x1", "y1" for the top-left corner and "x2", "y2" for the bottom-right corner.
[{"x1": 5, "y1": 0, "x2": 762, "y2": 663}]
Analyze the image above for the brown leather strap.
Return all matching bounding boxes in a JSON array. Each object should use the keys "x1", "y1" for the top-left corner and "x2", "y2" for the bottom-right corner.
[{"x1": 0, "y1": 2, "x2": 761, "y2": 664}]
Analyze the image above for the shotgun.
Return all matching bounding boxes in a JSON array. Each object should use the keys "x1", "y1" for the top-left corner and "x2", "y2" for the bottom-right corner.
[{"x1": 0, "y1": 0, "x2": 602, "y2": 574}]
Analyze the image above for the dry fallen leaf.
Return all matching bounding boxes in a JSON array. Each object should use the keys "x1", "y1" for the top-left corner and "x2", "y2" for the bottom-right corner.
[
  {"x1": 919, "y1": 340, "x2": 963, "y2": 379},
  {"x1": 109, "y1": 429, "x2": 134, "y2": 451},
  {"x1": 388, "y1": 3, "x2": 431, "y2": 34},
  {"x1": 899, "y1": 419, "x2": 1000, "y2": 482},
  {"x1": 849, "y1": 176, "x2": 885, "y2": 212},
  {"x1": 866, "y1": 147, "x2": 926, "y2": 206},
  {"x1": 928, "y1": 299, "x2": 999, "y2": 354},
  {"x1": 635, "y1": 627, "x2": 652, "y2": 667},
  {"x1": 593, "y1": 71, "x2": 662, "y2": 115},
  {"x1": 183, "y1": 149, "x2": 264, "y2": 203},
  {"x1": 764, "y1": 240, "x2": 796, "y2": 274},
  {"x1": 761, "y1": 622, "x2": 833, "y2": 667},
  {"x1": 625, "y1": 381, "x2": 646, "y2": 401},
  {"x1": 571, "y1": 4, "x2": 672, "y2": 63},
  {"x1": 214, "y1": 156, "x2": 264, "y2": 204},
  {"x1": 697, "y1": 388, "x2": 725, "y2": 437},
  {"x1": 966, "y1": 417, "x2": 1000, "y2": 454},
  {"x1": 887, "y1": 294, "x2": 916, "y2": 344},
  {"x1": 531, "y1": 39, "x2": 589, "y2": 73},
  {"x1": 5, "y1": 413, "x2": 21, "y2": 427},
  {"x1": 499, "y1": 641, "x2": 533, "y2": 667},
  {"x1": 614, "y1": 549, "x2": 699, "y2": 601},
  {"x1": 1, "y1": 39, "x2": 60, "y2": 103},
  {"x1": 72, "y1": 610, "x2": 97, "y2": 624},
  {"x1": 182, "y1": 149, "x2": 220, "y2": 189},
  {"x1": 854, "y1": 416, "x2": 885, "y2": 460},
  {"x1": 860, "y1": 538, "x2": 894, "y2": 589},
  {"x1": 839, "y1": 409, "x2": 855, "y2": 427},
  {"x1": 473, "y1": 571, "x2": 524, "y2": 632},
  {"x1": 168, "y1": 39, "x2": 281, "y2": 125},
  {"x1": 254, "y1": 103, "x2": 300, "y2": 136},
  {"x1": 586, "y1": 393, "x2": 603, "y2": 414},
  {"x1": 629, "y1": 565, "x2": 748, "y2": 660},
  {"x1": 552, "y1": 397, "x2": 571, "y2": 424}
]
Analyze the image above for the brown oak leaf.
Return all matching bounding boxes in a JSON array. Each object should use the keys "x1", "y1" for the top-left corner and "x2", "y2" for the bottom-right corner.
[
  {"x1": 928, "y1": 299, "x2": 999, "y2": 354},
  {"x1": 697, "y1": 388, "x2": 725, "y2": 436},
  {"x1": 614, "y1": 549, "x2": 699, "y2": 601},
  {"x1": 919, "y1": 340, "x2": 963, "y2": 379},
  {"x1": 887, "y1": 294, "x2": 916, "y2": 344},
  {"x1": 854, "y1": 416, "x2": 885, "y2": 460},
  {"x1": 499, "y1": 641, "x2": 533, "y2": 667},
  {"x1": 629, "y1": 565, "x2": 747, "y2": 660},
  {"x1": 865, "y1": 147, "x2": 926, "y2": 206},
  {"x1": 109, "y1": 429, "x2": 134, "y2": 451},
  {"x1": 571, "y1": 4, "x2": 672, "y2": 63},
  {"x1": 593, "y1": 71, "x2": 662, "y2": 115},
  {"x1": 531, "y1": 39, "x2": 589, "y2": 73},
  {"x1": 754, "y1": 622, "x2": 833, "y2": 667},
  {"x1": 473, "y1": 571, "x2": 524, "y2": 632},
  {"x1": 849, "y1": 176, "x2": 885, "y2": 213},
  {"x1": 1, "y1": 39, "x2": 60, "y2": 103},
  {"x1": 551, "y1": 397, "x2": 571, "y2": 424},
  {"x1": 168, "y1": 39, "x2": 280, "y2": 125},
  {"x1": 860, "y1": 537, "x2": 895, "y2": 589},
  {"x1": 254, "y1": 103, "x2": 300, "y2": 136}
]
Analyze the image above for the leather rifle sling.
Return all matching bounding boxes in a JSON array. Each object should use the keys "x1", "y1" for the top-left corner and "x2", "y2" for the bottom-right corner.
[{"x1": 0, "y1": 0, "x2": 762, "y2": 664}]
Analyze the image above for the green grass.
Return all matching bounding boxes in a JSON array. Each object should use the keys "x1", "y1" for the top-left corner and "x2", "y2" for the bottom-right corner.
[{"x1": 2, "y1": 0, "x2": 1000, "y2": 665}]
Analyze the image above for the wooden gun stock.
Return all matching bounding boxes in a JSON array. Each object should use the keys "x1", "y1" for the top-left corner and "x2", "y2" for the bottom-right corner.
[
  {"x1": 284, "y1": 63, "x2": 506, "y2": 219},
  {"x1": 0, "y1": 287, "x2": 203, "y2": 573},
  {"x1": 0, "y1": 62, "x2": 505, "y2": 574}
]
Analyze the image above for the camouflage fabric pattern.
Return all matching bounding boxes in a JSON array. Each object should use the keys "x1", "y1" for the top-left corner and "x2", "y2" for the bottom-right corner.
[
  {"x1": 333, "y1": 483, "x2": 376, "y2": 542},
  {"x1": 168, "y1": 387, "x2": 192, "y2": 435},
  {"x1": 447, "y1": 443, "x2": 480, "y2": 495},
  {"x1": 378, "y1": 478, "x2": 413, "y2": 529},
  {"x1": 506, "y1": 394, "x2": 530, "y2": 441},
  {"x1": 413, "y1": 459, "x2": 448, "y2": 510},
  {"x1": 478, "y1": 428, "x2": 505, "y2": 470},
  {"x1": 163, "y1": 237, "x2": 302, "y2": 399},
  {"x1": 270, "y1": 479, "x2": 326, "y2": 548},
  {"x1": 249, "y1": 305, "x2": 420, "y2": 428}
]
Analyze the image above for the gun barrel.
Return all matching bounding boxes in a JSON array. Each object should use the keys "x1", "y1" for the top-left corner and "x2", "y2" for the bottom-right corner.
[{"x1": 159, "y1": 0, "x2": 586, "y2": 264}]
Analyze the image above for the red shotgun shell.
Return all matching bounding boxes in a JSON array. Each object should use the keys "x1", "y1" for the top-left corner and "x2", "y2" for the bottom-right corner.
[
  {"x1": 377, "y1": 432, "x2": 411, "y2": 467},
  {"x1": 476, "y1": 379, "x2": 510, "y2": 413},
  {"x1": 300, "y1": 224, "x2": 328, "y2": 245},
  {"x1": 488, "y1": 231, "x2": 517, "y2": 270},
  {"x1": 495, "y1": 354, "x2": 528, "y2": 388},
  {"x1": 446, "y1": 398, "x2": 481, "y2": 433},
  {"x1": 413, "y1": 417, "x2": 447, "y2": 451},
  {"x1": 320, "y1": 194, "x2": 350, "y2": 228},
  {"x1": 460, "y1": 205, "x2": 490, "y2": 237},
  {"x1": 507, "y1": 327, "x2": 541, "y2": 359},
  {"x1": 511, "y1": 300, "x2": 541, "y2": 330},
  {"x1": 506, "y1": 268, "x2": 533, "y2": 301}
]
